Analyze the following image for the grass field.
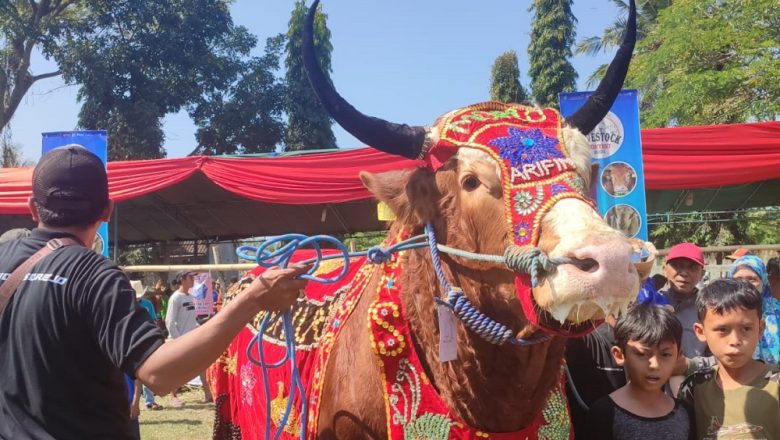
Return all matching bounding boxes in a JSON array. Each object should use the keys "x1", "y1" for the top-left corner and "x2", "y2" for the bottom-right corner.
[{"x1": 139, "y1": 387, "x2": 214, "y2": 440}]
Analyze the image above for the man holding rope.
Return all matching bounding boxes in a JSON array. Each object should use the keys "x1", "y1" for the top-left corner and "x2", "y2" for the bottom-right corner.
[{"x1": 0, "y1": 145, "x2": 308, "y2": 439}]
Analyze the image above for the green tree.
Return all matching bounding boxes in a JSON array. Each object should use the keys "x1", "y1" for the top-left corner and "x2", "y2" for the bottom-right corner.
[
  {"x1": 527, "y1": 0, "x2": 578, "y2": 108},
  {"x1": 743, "y1": 210, "x2": 780, "y2": 245},
  {"x1": 342, "y1": 231, "x2": 385, "y2": 253},
  {"x1": 1, "y1": 137, "x2": 28, "y2": 167},
  {"x1": 190, "y1": 35, "x2": 288, "y2": 156},
  {"x1": 116, "y1": 244, "x2": 156, "y2": 267},
  {"x1": 648, "y1": 210, "x2": 780, "y2": 249},
  {"x1": 649, "y1": 213, "x2": 737, "y2": 250},
  {"x1": 284, "y1": 1, "x2": 336, "y2": 151},
  {"x1": 0, "y1": 0, "x2": 77, "y2": 133},
  {"x1": 575, "y1": 0, "x2": 671, "y2": 87},
  {"x1": 489, "y1": 51, "x2": 529, "y2": 104},
  {"x1": 630, "y1": 0, "x2": 780, "y2": 127},
  {"x1": 53, "y1": 0, "x2": 257, "y2": 160},
  {"x1": 78, "y1": 97, "x2": 165, "y2": 160}
]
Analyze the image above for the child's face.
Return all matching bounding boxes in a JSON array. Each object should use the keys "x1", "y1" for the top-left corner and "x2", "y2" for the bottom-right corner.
[
  {"x1": 612, "y1": 339, "x2": 679, "y2": 392},
  {"x1": 694, "y1": 307, "x2": 763, "y2": 370}
]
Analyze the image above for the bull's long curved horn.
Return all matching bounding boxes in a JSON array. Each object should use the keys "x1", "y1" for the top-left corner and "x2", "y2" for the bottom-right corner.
[
  {"x1": 302, "y1": 0, "x2": 428, "y2": 159},
  {"x1": 566, "y1": 0, "x2": 637, "y2": 135}
]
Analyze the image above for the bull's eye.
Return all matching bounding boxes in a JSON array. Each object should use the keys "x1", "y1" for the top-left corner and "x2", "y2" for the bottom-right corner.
[{"x1": 461, "y1": 175, "x2": 481, "y2": 191}]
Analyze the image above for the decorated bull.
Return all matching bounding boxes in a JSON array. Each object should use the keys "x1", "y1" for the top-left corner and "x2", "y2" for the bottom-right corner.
[{"x1": 211, "y1": 1, "x2": 638, "y2": 438}]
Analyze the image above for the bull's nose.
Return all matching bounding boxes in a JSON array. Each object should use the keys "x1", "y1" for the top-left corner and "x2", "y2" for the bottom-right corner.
[{"x1": 566, "y1": 241, "x2": 635, "y2": 287}]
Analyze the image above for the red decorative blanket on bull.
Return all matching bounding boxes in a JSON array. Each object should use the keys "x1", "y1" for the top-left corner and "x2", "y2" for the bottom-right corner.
[{"x1": 210, "y1": 238, "x2": 572, "y2": 439}]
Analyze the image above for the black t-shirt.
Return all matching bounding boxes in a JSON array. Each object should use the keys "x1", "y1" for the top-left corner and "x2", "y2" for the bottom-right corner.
[
  {"x1": 565, "y1": 323, "x2": 627, "y2": 437},
  {"x1": 584, "y1": 396, "x2": 696, "y2": 440},
  {"x1": 0, "y1": 229, "x2": 165, "y2": 439}
]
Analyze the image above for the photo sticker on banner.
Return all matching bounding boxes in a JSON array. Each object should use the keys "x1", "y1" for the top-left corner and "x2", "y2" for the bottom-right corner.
[
  {"x1": 605, "y1": 204, "x2": 641, "y2": 238},
  {"x1": 601, "y1": 162, "x2": 637, "y2": 197},
  {"x1": 587, "y1": 111, "x2": 624, "y2": 159}
]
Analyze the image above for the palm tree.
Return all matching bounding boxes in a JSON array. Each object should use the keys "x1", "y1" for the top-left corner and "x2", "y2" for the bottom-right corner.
[{"x1": 576, "y1": 0, "x2": 671, "y2": 87}]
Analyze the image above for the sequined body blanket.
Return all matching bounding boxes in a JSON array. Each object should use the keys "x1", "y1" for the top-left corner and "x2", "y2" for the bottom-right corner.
[
  {"x1": 210, "y1": 256, "x2": 371, "y2": 440},
  {"x1": 210, "y1": 250, "x2": 573, "y2": 439}
]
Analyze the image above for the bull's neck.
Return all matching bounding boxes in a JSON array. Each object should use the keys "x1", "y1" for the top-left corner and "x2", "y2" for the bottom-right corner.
[{"x1": 397, "y1": 248, "x2": 565, "y2": 432}]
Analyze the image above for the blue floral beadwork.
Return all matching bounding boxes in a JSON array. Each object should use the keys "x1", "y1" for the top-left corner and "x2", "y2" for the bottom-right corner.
[
  {"x1": 551, "y1": 183, "x2": 568, "y2": 195},
  {"x1": 489, "y1": 128, "x2": 563, "y2": 168}
]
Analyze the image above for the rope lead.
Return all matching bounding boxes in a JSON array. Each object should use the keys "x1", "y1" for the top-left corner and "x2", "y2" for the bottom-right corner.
[{"x1": 503, "y1": 245, "x2": 574, "y2": 288}]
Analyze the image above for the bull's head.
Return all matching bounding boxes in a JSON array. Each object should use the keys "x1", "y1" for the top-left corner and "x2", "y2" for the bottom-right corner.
[{"x1": 303, "y1": 0, "x2": 639, "y2": 336}]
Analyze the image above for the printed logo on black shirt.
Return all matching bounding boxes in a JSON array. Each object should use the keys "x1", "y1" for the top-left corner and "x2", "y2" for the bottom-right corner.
[{"x1": 0, "y1": 272, "x2": 68, "y2": 285}]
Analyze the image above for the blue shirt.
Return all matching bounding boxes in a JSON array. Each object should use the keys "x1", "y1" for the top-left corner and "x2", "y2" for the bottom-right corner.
[
  {"x1": 138, "y1": 297, "x2": 157, "y2": 320},
  {"x1": 124, "y1": 375, "x2": 134, "y2": 403}
]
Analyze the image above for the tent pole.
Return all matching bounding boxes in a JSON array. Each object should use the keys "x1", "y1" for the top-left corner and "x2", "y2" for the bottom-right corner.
[
  {"x1": 123, "y1": 263, "x2": 256, "y2": 273},
  {"x1": 112, "y1": 204, "x2": 119, "y2": 262}
]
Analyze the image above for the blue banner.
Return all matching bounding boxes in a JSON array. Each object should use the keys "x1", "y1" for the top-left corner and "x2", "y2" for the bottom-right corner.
[
  {"x1": 559, "y1": 90, "x2": 647, "y2": 240},
  {"x1": 42, "y1": 131, "x2": 109, "y2": 257}
]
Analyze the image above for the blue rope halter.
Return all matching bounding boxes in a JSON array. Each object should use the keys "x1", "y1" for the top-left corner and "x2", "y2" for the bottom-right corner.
[
  {"x1": 423, "y1": 223, "x2": 552, "y2": 346},
  {"x1": 236, "y1": 227, "x2": 570, "y2": 438}
]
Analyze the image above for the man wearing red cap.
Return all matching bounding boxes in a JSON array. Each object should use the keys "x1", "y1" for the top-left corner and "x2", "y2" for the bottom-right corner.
[
  {"x1": 660, "y1": 242, "x2": 708, "y2": 359},
  {"x1": 660, "y1": 243, "x2": 721, "y2": 388}
]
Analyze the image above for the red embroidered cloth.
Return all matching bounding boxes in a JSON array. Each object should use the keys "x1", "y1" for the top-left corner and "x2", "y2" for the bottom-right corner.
[
  {"x1": 210, "y1": 258, "x2": 374, "y2": 439},
  {"x1": 211, "y1": 251, "x2": 573, "y2": 440},
  {"x1": 368, "y1": 250, "x2": 573, "y2": 439}
]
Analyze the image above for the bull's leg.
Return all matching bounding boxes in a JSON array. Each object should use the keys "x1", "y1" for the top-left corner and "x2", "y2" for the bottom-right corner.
[{"x1": 317, "y1": 282, "x2": 387, "y2": 439}]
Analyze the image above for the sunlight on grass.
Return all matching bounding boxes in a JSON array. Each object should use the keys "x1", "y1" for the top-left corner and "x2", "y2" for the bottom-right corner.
[{"x1": 139, "y1": 386, "x2": 214, "y2": 440}]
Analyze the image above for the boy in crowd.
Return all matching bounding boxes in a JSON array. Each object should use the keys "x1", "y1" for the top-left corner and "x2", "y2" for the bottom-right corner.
[
  {"x1": 680, "y1": 279, "x2": 780, "y2": 439},
  {"x1": 585, "y1": 303, "x2": 694, "y2": 439},
  {"x1": 585, "y1": 302, "x2": 695, "y2": 439}
]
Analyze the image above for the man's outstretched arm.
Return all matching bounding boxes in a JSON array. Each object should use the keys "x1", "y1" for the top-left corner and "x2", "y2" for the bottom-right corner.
[{"x1": 136, "y1": 265, "x2": 309, "y2": 395}]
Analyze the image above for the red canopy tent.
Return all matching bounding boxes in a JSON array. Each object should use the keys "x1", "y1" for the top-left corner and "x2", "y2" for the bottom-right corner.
[
  {"x1": 1, "y1": 121, "x2": 779, "y2": 242},
  {"x1": 640, "y1": 121, "x2": 780, "y2": 189},
  {"x1": 0, "y1": 148, "x2": 419, "y2": 214}
]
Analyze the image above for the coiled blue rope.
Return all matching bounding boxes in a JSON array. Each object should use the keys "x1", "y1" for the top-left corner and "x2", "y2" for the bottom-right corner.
[
  {"x1": 237, "y1": 234, "x2": 351, "y2": 284},
  {"x1": 238, "y1": 228, "x2": 564, "y2": 436},
  {"x1": 239, "y1": 234, "x2": 352, "y2": 440}
]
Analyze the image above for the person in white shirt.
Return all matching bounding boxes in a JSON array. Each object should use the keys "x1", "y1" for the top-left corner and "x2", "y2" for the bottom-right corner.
[{"x1": 165, "y1": 270, "x2": 212, "y2": 405}]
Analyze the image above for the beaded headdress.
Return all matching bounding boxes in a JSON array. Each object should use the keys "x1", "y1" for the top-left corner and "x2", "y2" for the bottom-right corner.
[{"x1": 426, "y1": 101, "x2": 591, "y2": 248}]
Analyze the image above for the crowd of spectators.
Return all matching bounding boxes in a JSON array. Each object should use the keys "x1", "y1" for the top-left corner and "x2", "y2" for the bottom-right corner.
[{"x1": 568, "y1": 243, "x2": 780, "y2": 439}]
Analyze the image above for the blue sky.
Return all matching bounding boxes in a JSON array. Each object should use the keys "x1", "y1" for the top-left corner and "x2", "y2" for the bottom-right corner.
[{"x1": 9, "y1": 0, "x2": 620, "y2": 163}]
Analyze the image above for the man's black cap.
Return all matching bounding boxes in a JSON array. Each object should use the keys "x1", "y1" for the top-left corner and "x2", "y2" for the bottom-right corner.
[
  {"x1": 32, "y1": 145, "x2": 108, "y2": 213},
  {"x1": 174, "y1": 270, "x2": 197, "y2": 282}
]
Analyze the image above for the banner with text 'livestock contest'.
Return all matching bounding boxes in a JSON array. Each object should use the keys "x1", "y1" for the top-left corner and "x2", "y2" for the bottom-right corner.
[
  {"x1": 559, "y1": 90, "x2": 648, "y2": 241},
  {"x1": 42, "y1": 131, "x2": 110, "y2": 257}
]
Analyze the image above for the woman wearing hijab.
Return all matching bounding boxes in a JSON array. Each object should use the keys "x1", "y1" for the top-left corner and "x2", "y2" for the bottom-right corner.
[{"x1": 728, "y1": 255, "x2": 780, "y2": 364}]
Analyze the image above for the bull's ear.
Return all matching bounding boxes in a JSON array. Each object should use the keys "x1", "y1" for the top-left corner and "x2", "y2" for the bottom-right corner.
[{"x1": 360, "y1": 168, "x2": 439, "y2": 227}]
